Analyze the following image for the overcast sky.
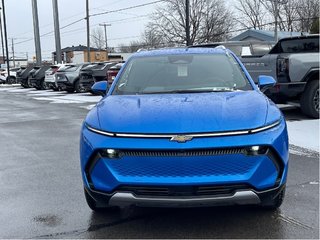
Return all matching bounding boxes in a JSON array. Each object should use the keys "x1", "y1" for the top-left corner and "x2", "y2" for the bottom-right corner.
[
  {"x1": 2, "y1": 0, "x2": 158, "y2": 60},
  {"x1": 2, "y1": 0, "x2": 240, "y2": 61}
]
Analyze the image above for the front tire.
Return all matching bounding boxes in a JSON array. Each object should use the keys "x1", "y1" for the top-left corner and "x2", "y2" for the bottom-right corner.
[
  {"x1": 300, "y1": 80, "x2": 319, "y2": 119},
  {"x1": 84, "y1": 188, "x2": 119, "y2": 212},
  {"x1": 41, "y1": 80, "x2": 49, "y2": 90},
  {"x1": 261, "y1": 185, "x2": 285, "y2": 210},
  {"x1": 75, "y1": 80, "x2": 86, "y2": 93},
  {"x1": 7, "y1": 76, "x2": 16, "y2": 84}
]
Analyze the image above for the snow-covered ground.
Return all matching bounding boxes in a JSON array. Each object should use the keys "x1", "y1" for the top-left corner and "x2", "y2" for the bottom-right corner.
[{"x1": 287, "y1": 120, "x2": 319, "y2": 152}]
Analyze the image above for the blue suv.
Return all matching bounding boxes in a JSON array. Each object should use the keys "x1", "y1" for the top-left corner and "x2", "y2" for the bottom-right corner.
[{"x1": 80, "y1": 47, "x2": 289, "y2": 211}]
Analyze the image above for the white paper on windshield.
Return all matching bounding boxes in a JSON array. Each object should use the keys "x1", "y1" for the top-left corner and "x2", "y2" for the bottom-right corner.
[{"x1": 177, "y1": 65, "x2": 188, "y2": 77}]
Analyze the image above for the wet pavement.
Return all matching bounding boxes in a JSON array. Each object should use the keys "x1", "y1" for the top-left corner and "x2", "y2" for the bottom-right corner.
[{"x1": 0, "y1": 90, "x2": 319, "y2": 239}]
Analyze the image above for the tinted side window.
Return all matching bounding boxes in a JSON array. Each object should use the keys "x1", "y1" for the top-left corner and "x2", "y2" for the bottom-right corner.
[{"x1": 280, "y1": 38, "x2": 319, "y2": 53}]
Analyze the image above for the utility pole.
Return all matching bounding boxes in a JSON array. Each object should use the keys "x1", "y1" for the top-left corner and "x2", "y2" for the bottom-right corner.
[
  {"x1": 52, "y1": 0, "x2": 62, "y2": 63},
  {"x1": 1, "y1": 1, "x2": 10, "y2": 76},
  {"x1": 86, "y1": 0, "x2": 90, "y2": 62},
  {"x1": 31, "y1": 0, "x2": 42, "y2": 65},
  {"x1": 0, "y1": 7, "x2": 5, "y2": 66},
  {"x1": 185, "y1": 0, "x2": 191, "y2": 46},
  {"x1": 274, "y1": 0, "x2": 278, "y2": 41},
  {"x1": 11, "y1": 38, "x2": 15, "y2": 67},
  {"x1": 99, "y1": 23, "x2": 111, "y2": 51}
]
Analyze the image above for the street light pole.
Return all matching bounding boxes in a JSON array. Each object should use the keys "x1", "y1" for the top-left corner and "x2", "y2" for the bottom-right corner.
[
  {"x1": 185, "y1": 0, "x2": 191, "y2": 46},
  {"x1": 1, "y1": 1, "x2": 10, "y2": 77},
  {"x1": 86, "y1": 0, "x2": 90, "y2": 62},
  {"x1": 274, "y1": 0, "x2": 278, "y2": 41},
  {"x1": 31, "y1": 0, "x2": 42, "y2": 65},
  {"x1": 52, "y1": 0, "x2": 62, "y2": 63},
  {"x1": 0, "y1": 7, "x2": 5, "y2": 65}
]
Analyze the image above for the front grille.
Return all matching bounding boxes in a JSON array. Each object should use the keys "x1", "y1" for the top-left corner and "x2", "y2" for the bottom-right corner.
[
  {"x1": 119, "y1": 148, "x2": 245, "y2": 157},
  {"x1": 116, "y1": 184, "x2": 250, "y2": 197}
]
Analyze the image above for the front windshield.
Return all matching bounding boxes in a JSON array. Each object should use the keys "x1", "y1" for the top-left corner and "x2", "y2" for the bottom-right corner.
[{"x1": 113, "y1": 53, "x2": 252, "y2": 95}]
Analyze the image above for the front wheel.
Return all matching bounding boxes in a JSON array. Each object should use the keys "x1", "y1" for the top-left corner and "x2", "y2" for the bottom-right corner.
[
  {"x1": 84, "y1": 188, "x2": 119, "y2": 212},
  {"x1": 75, "y1": 80, "x2": 86, "y2": 93},
  {"x1": 260, "y1": 186, "x2": 286, "y2": 210},
  {"x1": 300, "y1": 80, "x2": 319, "y2": 119},
  {"x1": 7, "y1": 76, "x2": 16, "y2": 84},
  {"x1": 41, "y1": 81, "x2": 49, "y2": 90}
]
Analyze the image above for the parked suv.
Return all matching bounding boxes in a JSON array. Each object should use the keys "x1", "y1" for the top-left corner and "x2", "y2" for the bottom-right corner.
[
  {"x1": 21, "y1": 67, "x2": 39, "y2": 88},
  {"x1": 79, "y1": 62, "x2": 117, "y2": 92},
  {"x1": 0, "y1": 67, "x2": 20, "y2": 84},
  {"x1": 56, "y1": 63, "x2": 90, "y2": 93},
  {"x1": 18, "y1": 67, "x2": 33, "y2": 88},
  {"x1": 44, "y1": 64, "x2": 68, "y2": 91},
  {"x1": 107, "y1": 62, "x2": 125, "y2": 85},
  {"x1": 193, "y1": 41, "x2": 274, "y2": 58},
  {"x1": 193, "y1": 35, "x2": 319, "y2": 118},
  {"x1": 29, "y1": 66, "x2": 51, "y2": 90}
]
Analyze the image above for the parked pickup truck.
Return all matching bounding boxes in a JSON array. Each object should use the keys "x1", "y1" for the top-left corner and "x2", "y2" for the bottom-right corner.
[{"x1": 193, "y1": 35, "x2": 319, "y2": 118}]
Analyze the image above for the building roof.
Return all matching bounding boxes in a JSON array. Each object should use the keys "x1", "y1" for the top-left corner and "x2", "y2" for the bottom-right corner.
[
  {"x1": 230, "y1": 29, "x2": 309, "y2": 41},
  {"x1": 60, "y1": 45, "x2": 102, "y2": 52}
]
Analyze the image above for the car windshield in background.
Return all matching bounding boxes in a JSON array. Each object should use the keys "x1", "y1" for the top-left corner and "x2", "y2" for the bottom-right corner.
[
  {"x1": 65, "y1": 66, "x2": 79, "y2": 72},
  {"x1": 113, "y1": 53, "x2": 252, "y2": 95},
  {"x1": 58, "y1": 65, "x2": 75, "y2": 71}
]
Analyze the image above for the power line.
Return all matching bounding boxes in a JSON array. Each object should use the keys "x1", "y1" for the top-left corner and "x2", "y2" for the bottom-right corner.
[
  {"x1": 90, "y1": 0, "x2": 165, "y2": 18},
  {"x1": 12, "y1": 1, "x2": 164, "y2": 46}
]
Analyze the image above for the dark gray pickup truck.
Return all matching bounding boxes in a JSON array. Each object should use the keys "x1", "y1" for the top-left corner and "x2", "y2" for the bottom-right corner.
[{"x1": 193, "y1": 35, "x2": 319, "y2": 118}]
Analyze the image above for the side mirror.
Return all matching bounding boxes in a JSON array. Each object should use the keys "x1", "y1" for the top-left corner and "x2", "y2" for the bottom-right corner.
[
  {"x1": 91, "y1": 81, "x2": 108, "y2": 97},
  {"x1": 258, "y1": 75, "x2": 276, "y2": 93}
]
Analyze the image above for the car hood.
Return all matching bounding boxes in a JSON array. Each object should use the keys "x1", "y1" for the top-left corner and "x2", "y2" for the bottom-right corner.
[{"x1": 95, "y1": 91, "x2": 270, "y2": 134}]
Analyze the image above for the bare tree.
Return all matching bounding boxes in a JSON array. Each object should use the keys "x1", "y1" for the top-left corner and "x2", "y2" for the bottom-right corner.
[
  {"x1": 277, "y1": 0, "x2": 299, "y2": 31},
  {"x1": 296, "y1": 0, "x2": 319, "y2": 32},
  {"x1": 235, "y1": 0, "x2": 266, "y2": 30},
  {"x1": 145, "y1": 0, "x2": 234, "y2": 45},
  {"x1": 118, "y1": 40, "x2": 145, "y2": 53},
  {"x1": 142, "y1": 26, "x2": 165, "y2": 48},
  {"x1": 91, "y1": 28, "x2": 105, "y2": 49}
]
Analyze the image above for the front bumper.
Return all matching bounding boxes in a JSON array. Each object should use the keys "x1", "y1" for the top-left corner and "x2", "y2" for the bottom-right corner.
[
  {"x1": 80, "y1": 118, "x2": 289, "y2": 206},
  {"x1": 29, "y1": 78, "x2": 41, "y2": 88},
  {"x1": 57, "y1": 81, "x2": 72, "y2": 90},
  {"x1": 45, "y1": 81, "x2": 58, "y2": 89},
  {"x1": 85, "y1": 183, "x2": 286, "y2": 208}
]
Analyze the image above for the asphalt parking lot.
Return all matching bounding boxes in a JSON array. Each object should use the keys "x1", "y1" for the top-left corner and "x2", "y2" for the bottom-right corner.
[{"x1": 0, "y1": 86, "x2": 319, "y2": 239}]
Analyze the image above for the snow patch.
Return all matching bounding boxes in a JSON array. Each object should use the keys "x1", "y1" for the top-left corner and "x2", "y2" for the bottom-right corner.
[
  {"x1": 287, "y1": 120, "x2": 319, "y2": 152},
  {"x1": 289, "y1": 145, "x2": 319, "y2": 158}
]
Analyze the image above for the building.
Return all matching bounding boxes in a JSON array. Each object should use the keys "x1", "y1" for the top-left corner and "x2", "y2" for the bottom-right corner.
[
  {"x1": 230, "y1": 29, "x2": 308, "y2": 42},
  {"x1": 0, "y1": 56, "x2": 28, "y2": 68},
  {"x1": 108, "y1": 52, "x2": 132, "y2": 61},
  {"x1": 52, "y1": 45, "x2": 108, "y2": 64}
]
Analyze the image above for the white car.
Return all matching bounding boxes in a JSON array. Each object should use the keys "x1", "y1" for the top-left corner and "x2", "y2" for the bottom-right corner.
[
  {"x1": 44, "y1": 64, "x2": 69, "y2": 91},
  {"x1": 0, "y1": 68, "x2": 19, "y2": 84}
]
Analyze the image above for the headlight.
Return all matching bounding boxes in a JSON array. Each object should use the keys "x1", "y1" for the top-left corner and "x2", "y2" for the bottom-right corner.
[
  {"x1": 245, "y1": 146, "x2": 268, "y2": 155},
  {"x1": 100, "y1": 149, "x2": 120, "y2": 159}
]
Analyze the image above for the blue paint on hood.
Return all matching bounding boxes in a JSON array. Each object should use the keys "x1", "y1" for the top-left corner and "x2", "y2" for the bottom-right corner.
[{"x1": 91, "y1": 90, "x2": 278, "y2": 134}]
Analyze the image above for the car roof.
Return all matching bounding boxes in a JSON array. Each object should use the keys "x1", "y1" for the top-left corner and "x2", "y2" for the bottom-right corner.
[
  {"x1": 278, "y1": 34, "x2": 319, "y2": 42},
  {"x1": 132, "y1": 47, "x2": 227, "y2": 58}
]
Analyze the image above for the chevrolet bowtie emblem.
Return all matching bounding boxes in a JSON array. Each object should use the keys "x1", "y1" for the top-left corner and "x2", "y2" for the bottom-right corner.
[{"x1": 170, "y1": 135, "x2": 193, "y2": 143}]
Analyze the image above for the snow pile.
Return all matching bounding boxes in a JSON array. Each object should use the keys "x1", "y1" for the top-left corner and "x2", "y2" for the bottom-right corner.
[{"x1": 287, "y1": 120, "x2": 319, "y2": 152}]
